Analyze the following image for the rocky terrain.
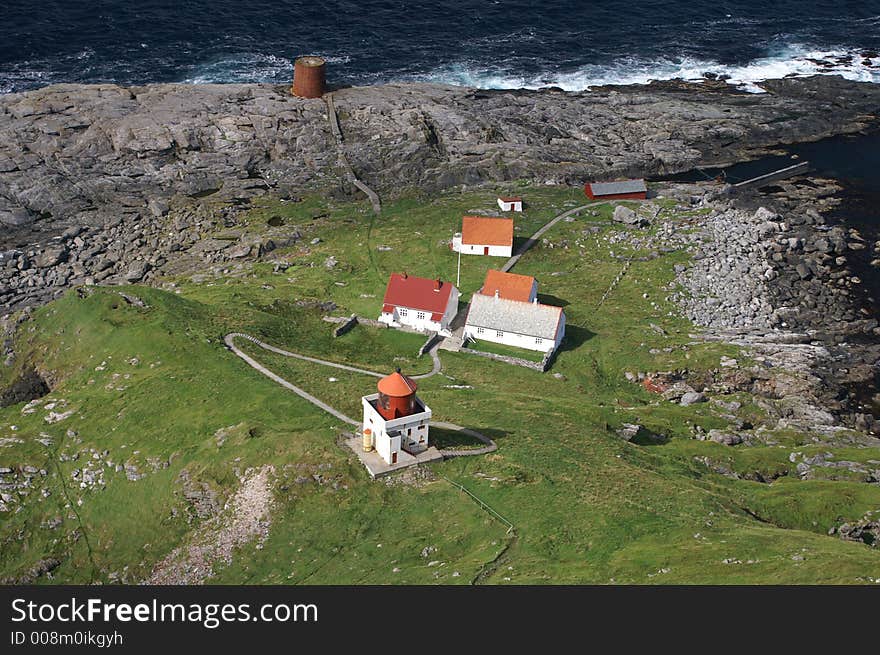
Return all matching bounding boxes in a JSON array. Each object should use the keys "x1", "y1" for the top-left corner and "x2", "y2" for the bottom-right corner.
[
  {"x1": 1, "y1": 76, "x2": 879, "y2": 310},
  {"x1": 645, "y1": 179, "x2": 880, "y2": 436}
]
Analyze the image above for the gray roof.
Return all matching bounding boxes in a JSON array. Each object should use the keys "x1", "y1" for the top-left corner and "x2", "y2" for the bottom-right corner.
[
  {"x1": 465, "y1": 293, "x2": 563, "y2": 340},
  {"x1": 589, "y1": 179, "x2": 647, "y2": 195}
]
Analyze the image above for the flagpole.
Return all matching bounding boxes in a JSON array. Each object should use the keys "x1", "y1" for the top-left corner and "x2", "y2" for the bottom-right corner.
[{"x1": 456, "y1": 246, "x2": 461, "y2": 288}]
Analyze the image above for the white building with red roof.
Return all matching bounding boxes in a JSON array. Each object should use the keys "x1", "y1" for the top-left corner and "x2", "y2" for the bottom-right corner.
[
  {"x1": 378, "y1": 272, "x2": 460, "y2": 335},
  {"x1": 497, "y1": 196, "x2": 523, "y2": 212},
  {"x1": 452, "y1": 216, "x2": 514, "y2": 257}
]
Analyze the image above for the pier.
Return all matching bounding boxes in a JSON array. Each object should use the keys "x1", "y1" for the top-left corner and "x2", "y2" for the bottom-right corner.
[{"x1": 732, "y1": 161, "x2": 811, "y2": 191}]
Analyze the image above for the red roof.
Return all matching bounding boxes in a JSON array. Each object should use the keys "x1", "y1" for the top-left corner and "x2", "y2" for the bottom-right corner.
[
  {"x1": 480, "y1": 269, "x2": 536, "y2": 302},
  {"x1": 461, "y1": 216, "x2": 514, "y2": 247},
  {"x1": 382, "y1": 273, "x2": 454, "y2": 317},
  {"x1": 377, "y1": 370, "x2": 418, "y2": 397}
]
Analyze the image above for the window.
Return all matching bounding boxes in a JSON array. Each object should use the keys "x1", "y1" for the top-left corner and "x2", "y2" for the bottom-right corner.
[
  {"x1": 399, "y1": 307, "x2": 408, "y2": 317},
  {"x1": 416, "y1": 312, "x2": 426, "y2": 320},
  {"x1": 496, "y1": 330, "x2": 504, "y2": 338},
  {"x1": 476, "y1": 327, "x2": 484, "y2": 335},
  {"x1": 535, "y1": 337, "x2": 543, "y2": 344}
]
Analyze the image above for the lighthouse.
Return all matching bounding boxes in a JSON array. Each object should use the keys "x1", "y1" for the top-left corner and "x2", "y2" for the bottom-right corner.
[{"x1": 362, "y1": 369, "x2": 432, "y2": 466}]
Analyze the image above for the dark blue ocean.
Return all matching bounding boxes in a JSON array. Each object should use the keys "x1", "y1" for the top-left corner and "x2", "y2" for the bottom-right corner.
[{"x1": 1, "y1": 1, "x2": 879, "y2": 94}]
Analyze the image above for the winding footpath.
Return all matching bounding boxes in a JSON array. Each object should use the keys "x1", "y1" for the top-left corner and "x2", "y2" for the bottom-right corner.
[{"x1": 224, "y1": 333, "x2": 496, "y2": 458}]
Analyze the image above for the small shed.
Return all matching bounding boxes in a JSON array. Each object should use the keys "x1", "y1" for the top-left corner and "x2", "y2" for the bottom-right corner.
[
  {"x1": 497, "y1": 196, "x2": 523, "y2": 212},
  {"x1": 584, "y1": 179, "x2": 647, "y2": 201}
]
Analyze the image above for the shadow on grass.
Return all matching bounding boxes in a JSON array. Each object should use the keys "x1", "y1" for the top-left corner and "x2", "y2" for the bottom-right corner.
[
  {"x1": 512, "y1": 235, "x2": 532, "y2": 252},
  {"x1": 556, "y1": 325, "x2": 595, "y2": 354},
  {"x1": 537, "y1": 293, "x2": 569, "y2": 308},
  {"x1": 430, "y1": 425, "x2": 506, "y2": 450},
  {"x1": 631, "y1": 428, "x2": 669, "y2": 446}
]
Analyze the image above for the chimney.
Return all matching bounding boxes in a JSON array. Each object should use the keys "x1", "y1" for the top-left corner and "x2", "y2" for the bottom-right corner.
[
  {"x1": 435, "y1": 278, "x2": 442, "y2": 292},
  {"x1": 494, "y1": 289, "x2": 499, "y2": 300},
  {"x1": 533, "y1": 297, "x2": 538, "y2": 304},
  {"x1": 402, "y1": 271, "x2": 408, "y2": 279}
]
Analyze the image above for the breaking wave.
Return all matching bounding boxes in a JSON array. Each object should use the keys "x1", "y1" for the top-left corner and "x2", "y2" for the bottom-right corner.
[
  {"x1": 415, "y1": 45, "x2": 880, "y2": 93},
  {"x1": 181, "y1": 52, "x2": 353, "y2": 85}
]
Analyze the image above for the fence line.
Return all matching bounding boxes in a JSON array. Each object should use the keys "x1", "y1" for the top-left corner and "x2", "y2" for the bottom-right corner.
[{"x1": 441, "y1": 475, "x2": 515, "y2": 534}]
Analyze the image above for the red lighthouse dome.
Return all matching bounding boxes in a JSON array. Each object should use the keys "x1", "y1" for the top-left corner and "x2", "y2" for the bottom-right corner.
[{"x1": 376, "y1": 368, "x2": 417, "y2": 420}]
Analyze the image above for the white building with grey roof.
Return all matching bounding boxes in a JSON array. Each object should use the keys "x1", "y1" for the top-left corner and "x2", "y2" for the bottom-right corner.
[{"x1": 463, "y1": 292, "x2": 566, "y2": 353}]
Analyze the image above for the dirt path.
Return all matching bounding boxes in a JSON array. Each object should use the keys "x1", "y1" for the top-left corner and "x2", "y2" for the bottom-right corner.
[
  {"x1": 145, "y1": 466, "x2": 275, "y2": 585},
  {"x1": 224, "y1": 333, "x2": 496, "y2": 458},
  {"x1": 501, "y1": 201, "x2": 606, "y2": 273}
]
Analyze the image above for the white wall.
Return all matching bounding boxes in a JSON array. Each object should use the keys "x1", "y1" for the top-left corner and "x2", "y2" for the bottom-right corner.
[
  {"x1": 497, "y1": 199, "x2": 523, "y2": 212},
  {"x1": 378, "y1": 309, "x2": 443, "y2": 334},
  {"x1": 554, "y1": 312, "x2": 566, "y2": 350},
  {"x1": 454, "y1": 242, "x2": 512, "y2": 257},
  {"x1": 465, "y1": 324, "x2": 553, "y2": 352}
]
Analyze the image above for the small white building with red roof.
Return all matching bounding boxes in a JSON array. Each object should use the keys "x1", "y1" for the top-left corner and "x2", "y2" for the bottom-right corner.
[
  {"x1": 497, "y1": 196, "x2": 523, "y2": 212},
  {"x1": 378, "y1": 272, "x2": 460, "y2": 335},
  {"x1": 452, "y1": 216, "x2": 514, "y2": 257}
]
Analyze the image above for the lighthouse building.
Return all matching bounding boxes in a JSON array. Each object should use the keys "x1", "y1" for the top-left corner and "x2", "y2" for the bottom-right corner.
[{"x1": 362, "y1": 369, "x2": 432, "y2": 466}]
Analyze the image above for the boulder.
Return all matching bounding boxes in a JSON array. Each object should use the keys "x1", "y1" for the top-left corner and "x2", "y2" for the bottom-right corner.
[
  {"x1": 227, "y1": 243, "x2": 253, "y2": 259},
  {"x1": 612, "y1": 205, "x2": 648, "y2": 227},
  {"x1": 34, "y1": 246, "x2": 68, "y2": 268},
  {"x1": 123, "y1": 261, "x2": 151, "y2": 282},
  {"x1": 147, "y1": 198, "x2": 170, "y2": 217},
  {"x1": 680, "y1": 391, "x2": 707, "y2": 406},
  {"x1": 708, "y1": 430, "x2": 744, "y2": 446}
]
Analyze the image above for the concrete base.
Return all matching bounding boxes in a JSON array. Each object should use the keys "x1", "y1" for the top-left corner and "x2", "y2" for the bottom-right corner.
[{"x1": 345, "y1": 436, "x2": 444, "y2": 479}]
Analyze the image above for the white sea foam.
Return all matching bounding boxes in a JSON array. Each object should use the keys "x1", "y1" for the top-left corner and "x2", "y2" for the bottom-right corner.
[
  {"x1": 182, "y1": 52, "x2": 351, "y2": 85},
  {"x1": 414, "y1": 45, "x2": 880, "y2": 93},
  {"x1": 182, "y1": 53, "x2": 294, "y2": 84}
]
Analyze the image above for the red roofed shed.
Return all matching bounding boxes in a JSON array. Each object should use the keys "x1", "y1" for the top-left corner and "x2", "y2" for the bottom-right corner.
[{"x1": 585, "y1": 179, "x2": 648, "y2": 200}]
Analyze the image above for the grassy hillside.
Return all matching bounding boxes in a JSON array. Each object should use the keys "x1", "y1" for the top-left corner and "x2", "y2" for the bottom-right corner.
[{"x1": 1, "y1": 184, "x2": 879, "y2": 584}]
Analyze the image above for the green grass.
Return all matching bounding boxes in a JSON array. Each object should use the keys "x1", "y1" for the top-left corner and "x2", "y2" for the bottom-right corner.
[
  {"x1": 1, "y1": 184, "x2": 879, "y2": 585},
  {"x1": 466, "y1": 339, "x2": 546, "y2": 363}
]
